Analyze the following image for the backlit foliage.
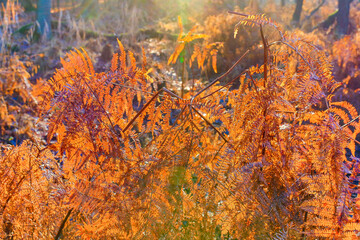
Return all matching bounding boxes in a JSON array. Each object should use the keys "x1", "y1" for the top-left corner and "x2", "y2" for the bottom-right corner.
[
  {"x1": 0, "y1": 141, "x2": 65, "y2": 239},
  {"x1": 168, "y1": 16, "x2": 222, "y2": 74},
  {"x1": 168, "y1": 16, "x2": 222, "y2": 96},
  {"x1": 0, "y1": 56, "x2": 37, "y2": 144},
  {"x1": 2, "y1": 11, "x2": 360, "y2": 240},
  {"x1": 332, "y1": 34, "x2": 360, "y2": 91}
]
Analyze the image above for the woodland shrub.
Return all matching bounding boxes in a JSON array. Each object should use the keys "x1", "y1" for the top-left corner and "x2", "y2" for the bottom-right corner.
[{"x1": 2, "y1": 13, "x2": 360, "y2": 239}]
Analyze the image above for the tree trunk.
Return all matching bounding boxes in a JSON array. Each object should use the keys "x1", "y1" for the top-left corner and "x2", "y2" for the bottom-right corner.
[
  {"x1": 281, "y1": 0, "x2": 285, "y2": 7},
  {"x1": 292, "y1": 0, "x2": 303, "y2": 26},
  {"x1": 316, "y1": 10, "x2": 338, "y2": 30},
  {"x1": 36, "y1": 0, "x2": 52, "y2": 39},
  {"x1": 336, "y1": 0, "x2": 353, "y2": 35}
]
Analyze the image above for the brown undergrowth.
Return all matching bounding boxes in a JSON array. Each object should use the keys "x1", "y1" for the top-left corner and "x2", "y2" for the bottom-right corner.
[{"x1": 1, "y1": 12, "x2": 360, "y2": 239}]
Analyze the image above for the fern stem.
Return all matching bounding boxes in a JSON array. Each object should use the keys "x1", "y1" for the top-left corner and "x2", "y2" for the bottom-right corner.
[
  {"x1": 341, "y1": 114, "x2": 360, "y2": 128},
  {"x1": 191, "y1": 106, "x2": 228, "y2": 143},
  {"x1": 181, "y1": 51, "x2": 186, "y2": 98},
  {"x1": 301, "y1": 211, "x2": 308, "y2": 239},
  {"x1": 227, "y1": 11, "x2": 248, "y2": 17},
  {"x1": 260, "y1": 24, "x2": 268, "y2": 87},
  {"x1": 192, "y1": 49, "x2": 249, "y2": 102},
  {"x1": 200, "y1": 71, "x2": 246, "y2": 99},
  {"x1": 269, "y1": 41, "x2": 312, "y2": 69},
  {"x1": 82, "y1": 79, "x2": 119, "y2": 141},
  {"x1": 1, "y1": 174, "x2": 27, "y2": 214},
  {"x1": 247, "y1": 70, "x2": 260, "y2": 97},
  {"x1": 54, "y1": 208, "x2": 73, "y2": 240},
  {"x1": 1, "y1": 146, "x2": 45, "y2": 213},
  {"x1": 123, "y1": 88, "x2": 181, "y2": 133}
]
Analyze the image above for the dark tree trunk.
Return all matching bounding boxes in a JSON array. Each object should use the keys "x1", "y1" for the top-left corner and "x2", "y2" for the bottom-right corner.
[
  {"x1": 281, "y1": 0, "x2": 285, "y2": 7},
  {"x1": 292, "y1": 0, "x2": 303, "y2": 26},
  {"x1": 302, "y1": 0, "x2": 326, "y2": 26},
  {"x1": 36, "y1": 0, "x2": 52, "y2": 39},
  {"x1": 336, "y1": 0, "x2": 353, "y2": 35},
  {"x1": 317, "y1": 10, "x2": 338, "y2": 30}
]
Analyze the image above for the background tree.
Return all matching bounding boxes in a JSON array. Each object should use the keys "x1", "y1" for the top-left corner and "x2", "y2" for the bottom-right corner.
[
  {"x1": 36, "y1": 0, "x2": 51, "y2": 39},
  {"x1": 317, "y1": 0, "x2": 353, "y2": 36},
  {"x1": 292, "y1": 0, "x2": 303, "y2": 26},
  {"x1": 336, "y1": 0, "x2": 353, "y2": 35}
]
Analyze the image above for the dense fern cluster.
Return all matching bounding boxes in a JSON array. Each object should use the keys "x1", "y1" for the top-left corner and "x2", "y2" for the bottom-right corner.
[
  {"x1": 1, "y1": 12, "x2": 360, "y2": 239},
  {"x1": 0, "y1": 56, "x2": 37, "y2": 144}
]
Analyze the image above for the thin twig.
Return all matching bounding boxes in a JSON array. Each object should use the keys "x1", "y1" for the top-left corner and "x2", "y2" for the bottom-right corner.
[
  {"x1": 1, "y1": 174, "x2": 27, "y2": 214},
  {"x1": 122, "y1": 88, "x2": 181, "y2": 133},
  {"x1": 227, "y1": 11, "x2": 249, "y2": 17},
  {"x1": 276, "y1": 41, "x2": 312, "y2": 69},
  {"x1": 189, "y1": 119, "x2": 201, "y2": 132},
  {"x1": 342, "y1": 115, "x2": 360, "y2": 129},
  {"x1": 122, "y1": 90, "x2": 161, "y2": 133},
  {"x1": 110, "y1": 82, "x2": 154, "y2": 96},
  {"x1": 54, "y1": 208, "x2": 73, "y2": 240},
  {"x1": 260, "y1": 24, "x2": 268, "y2": 87},
  {"x1": 302, "y1": 0, "x2": 326, "y2": 24},
  {"x1": 82, "y1": 78, "x2": 120, "y2": 139},
  {"x1": 191, "y1": 50, "x2": 249, "y2": 102},
  {"x1": 247, "y1": 71, "x2": 260, "y2": 97},
  {"x1": 149, "y1": 105, "x2": 188, "y2": 153},
  {"x1": 200, "y1": 71, "x2": 246, "y2": 99},
  {"x1": 191, "y1": 106, "x2": 228, "y2": 143},
  {"x1": 1, "y1": 147, "x2": 45, "y2": 214}
]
